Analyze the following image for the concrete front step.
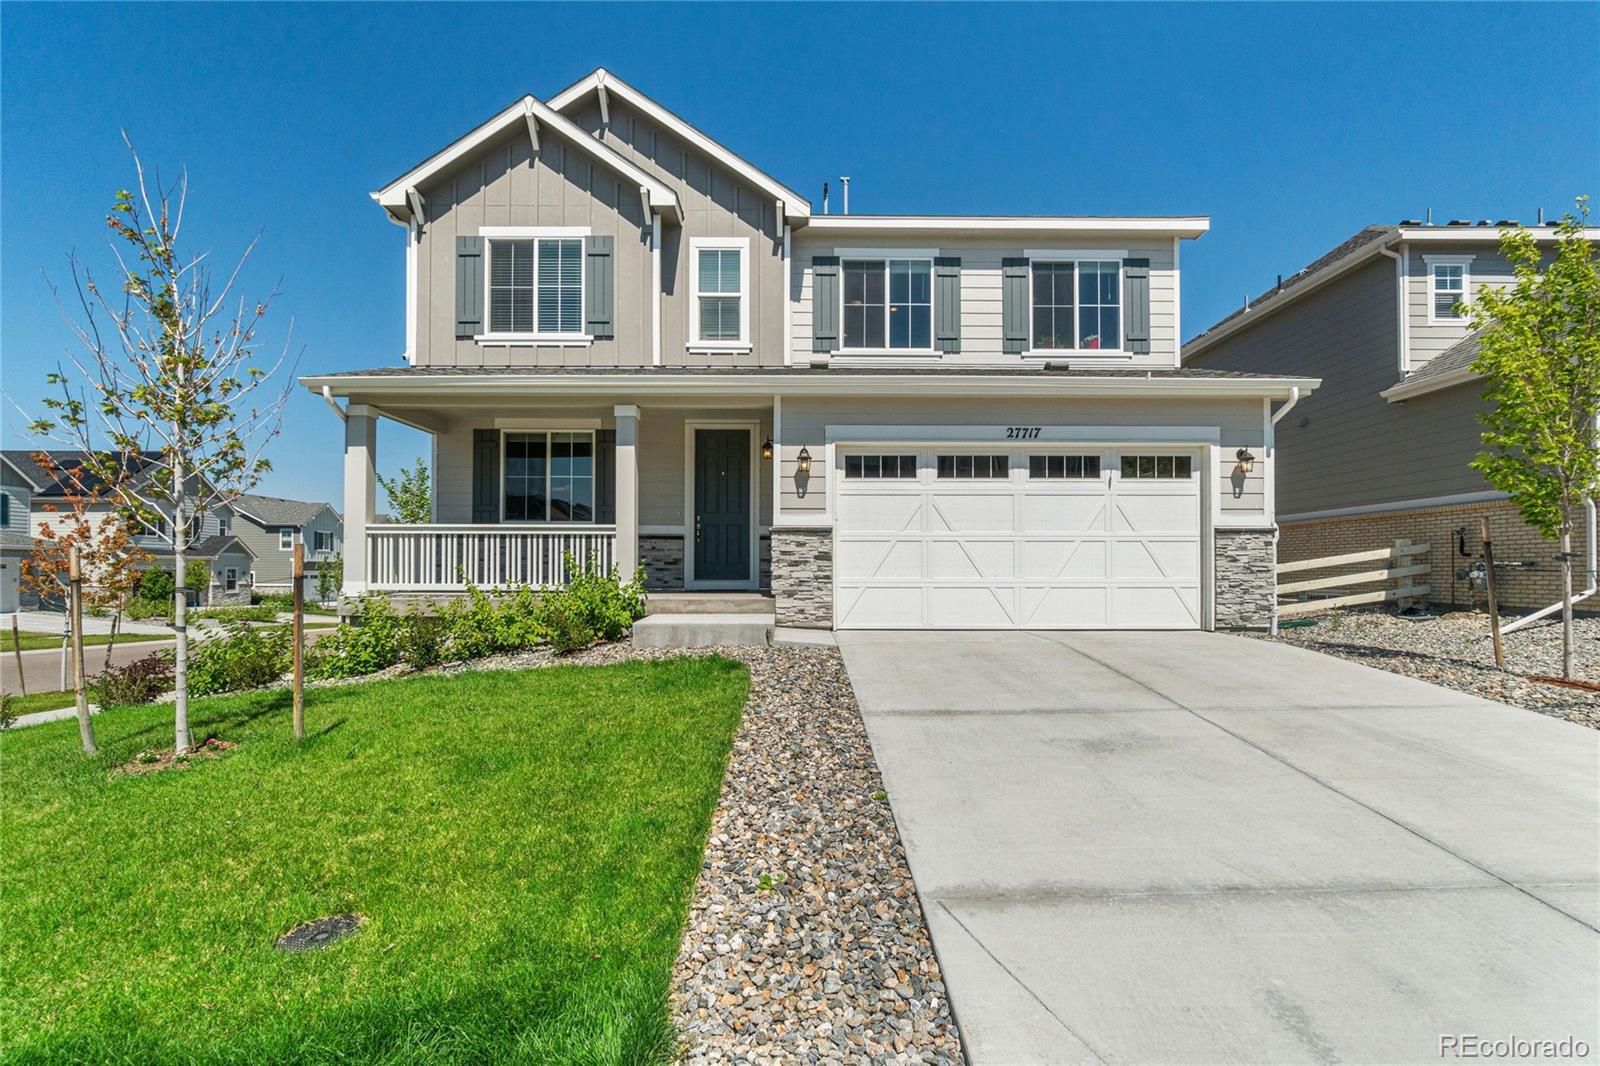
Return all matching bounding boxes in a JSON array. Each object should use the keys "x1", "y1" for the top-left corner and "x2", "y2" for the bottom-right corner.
[
  {"x1": 632, "y1": 612, "x2": 775, "y2": 648},
  {"x1": 643, "y1": 592, "x2": 774, "y2": 616}
]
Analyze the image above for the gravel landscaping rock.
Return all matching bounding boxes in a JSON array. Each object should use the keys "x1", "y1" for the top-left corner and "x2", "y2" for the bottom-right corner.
[{"x1": 1261, "y1": 608, "x2": 1599, "y2": 729}]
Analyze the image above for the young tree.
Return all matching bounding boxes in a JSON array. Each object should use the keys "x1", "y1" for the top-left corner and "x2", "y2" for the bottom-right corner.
[
  {"x1": 316, "y1": 555, "x2": 343, "y2": 605},
  {"x1": 377, "y1": 458, "x2": 432, "y2": 524},
  {"x1": 19, "y1": 452, "x2": 151, "y2": 754},
  {"x1": 26, "y1": 147, "x2": 294, "y2": 752},
  {"x1": 1468, "y1": 199, "x2": 1600, "y2": 679}
]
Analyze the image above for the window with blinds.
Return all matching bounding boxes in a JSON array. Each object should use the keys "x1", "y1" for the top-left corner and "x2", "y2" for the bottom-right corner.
[
  {"x1": 698, "y1": 248, "x2": 743, "y2": 341},
  {"x1": 488, "y1": 238, "x2": 583, "y2": 334},
  {"x1": 1432, "y1": 262, "x2": 1466, "y2": 320}
]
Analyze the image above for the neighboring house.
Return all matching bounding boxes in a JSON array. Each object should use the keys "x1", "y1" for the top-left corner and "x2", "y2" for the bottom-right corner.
[
  {"x1": 302, "y1": 68, "x2": 1318, "y2": 631},
  {"x1": 1, "y1": 453, "x2": 41, "y2": 613},
  {"x1": 230, "y1": 493, "x2": 343, "y2": 597},
  {"x1": 0, "y1": 450, "x2": 255, "y2": 608},
  {"x1": 1183, "y1": 220, "x2": 1599, "y2": 614}
]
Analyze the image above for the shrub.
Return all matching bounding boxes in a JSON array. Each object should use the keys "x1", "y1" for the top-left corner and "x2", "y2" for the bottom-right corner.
[
  {"x1": 398, "y1": 609, "x2": 445, "y2": 670},
  {"x1": 305, "y1": 596, "x2": 404, "y2": 680},
  {"x1": 188, "y1": 622, "x2": 290, "y2": 697},
  {"x1": 536, "y1": 554, "x2": 648, "y2": 648},
  {"x1": 540, "y1": 593, "x2": 597, "y2": 653},
  {"x1": 316, "y1": 557, "x2": 343, "y2": 604},
  {"x1": 124, "y1": 597, "x2": 169, "y2": 622},
  {"x1": 137, "y1": 567, "x2": 175, "y2": 604},
  {"x1": 252, "y1": 592, "x2": 295, "y2": 611},
  {"x1": 97, "y1": 652, "x2": 175, "y2": 706}
]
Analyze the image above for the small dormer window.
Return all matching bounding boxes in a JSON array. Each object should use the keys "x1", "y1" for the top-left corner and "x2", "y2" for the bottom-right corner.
[{"x1": 1428, "y1": 258, "x2": 1472, "y2": 322}]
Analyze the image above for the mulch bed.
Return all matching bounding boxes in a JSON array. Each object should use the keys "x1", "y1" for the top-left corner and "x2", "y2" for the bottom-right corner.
[{"x1": 116, "y1": 736, "x2": 236, "y2": 776}]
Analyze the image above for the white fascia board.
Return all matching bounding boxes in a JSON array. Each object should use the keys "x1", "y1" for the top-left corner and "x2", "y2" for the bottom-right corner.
[
  {"x1": 546, "y1": 68, "x2": 812, "y2": 220},
  {"x1": 802, "y1": 216, "x2": 1211, "y2": 238},
  {"x1": 372, "y1": 95, "x2": 680, "y2": 222},
  {"x1": 1396, "y1": 225, "x2": 1600, "y2": 244},
  {"x1": 1379, "y1": 366, "x2": 1486, "y2": 402},
  {"x1": 301, "y1": 372, "x2": 1318, "y2": 402},
  {"x1": 1182, "y1": 229, "x2": 1401, "y2": 362}
]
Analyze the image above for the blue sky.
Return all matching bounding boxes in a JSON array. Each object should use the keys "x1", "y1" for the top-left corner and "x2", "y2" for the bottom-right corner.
[{"x1": 3, "y1": 2, "x2": 1596, "y2": 507}]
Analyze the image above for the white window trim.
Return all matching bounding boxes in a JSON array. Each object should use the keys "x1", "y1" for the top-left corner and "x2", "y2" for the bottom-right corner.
[
  {"x1": 224, "y1": 567, "x2": 238, "y2": 592},
  {"x1": 499, "y1": 428, "x2": 601, "y2": 526},
  {"x1": 278, "y1": 529, "x2": 295, "y2": 551},
  {"x1": 1024, "y1": 253, "x2": 1127, "y2": 357},
  {"x1": 1425, "y1": 254, "x2": 1474, "y2": 325},
  {"x1": 476, "y1": 227, "x2": 591, "y2": 344},
  {"x1": 836, "y1": 254, "x2": 939, "y2": 356},
  {"x1": 688, "y1": 236, "x2": 752, "y2": 352}
]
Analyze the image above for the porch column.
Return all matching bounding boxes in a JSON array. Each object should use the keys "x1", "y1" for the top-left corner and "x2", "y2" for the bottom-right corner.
[
  {"x1": 613, "y1": 404, "x2": 640, "y2": 576},
  {"x1": 343, "y1": 406, "x2": 377, "y2": 597}
]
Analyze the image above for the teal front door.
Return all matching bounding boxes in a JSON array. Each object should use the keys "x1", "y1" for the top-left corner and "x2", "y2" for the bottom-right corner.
[{"x1": 693, "y1": 428, "x2": 751, "y2": 582}]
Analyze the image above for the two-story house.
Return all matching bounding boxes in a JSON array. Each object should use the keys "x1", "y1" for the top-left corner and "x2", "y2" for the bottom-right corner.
[
  {"x1": 230, "y1": 494, "x2": 343, "y2": 598},
  {"x1": 1, "y1": 453, "x2": 41, "y2": 612},
  {"x1": 303, "y1": 69, "x2": 1318, "y2": 631},
  {"x1": 1183, "y1": 220, "x2": 1599, "y2": 616},
  {"x1": 0, "y1": 450, "x2": 256, "y2": 609}
]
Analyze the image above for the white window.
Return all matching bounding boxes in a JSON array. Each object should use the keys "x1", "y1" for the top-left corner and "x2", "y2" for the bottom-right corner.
[
  {"x1": 278, "y1": 529, "x2": 294, "y2": 551},
  {"x1": 842, "y1": 259, "x2": 933, "y2": 351},
  {"x1": 1031, "y1": 258, "x2": 1121, "y2": 351},
  {"x1": 502, "y1": 431, "x2": 595, "y2": 523},
  {"x1": 313, "y1": 530, "x2": 334, "y2": 554},
  {"x1": 1428, "y1": 257, "x2": 1472, "y2": 322},
  {"x1": 224, "y1": 567, "x2": 238, "y2": 592},
  {"x1": 690, "y1": 238, "x2": 749, "y2": 348},
  {"x1": 485, "y1": 236, "x2": 584, "y2": 336},
  {"x1": 217, "y1": 515, "x2": 230, "y2": 536}
]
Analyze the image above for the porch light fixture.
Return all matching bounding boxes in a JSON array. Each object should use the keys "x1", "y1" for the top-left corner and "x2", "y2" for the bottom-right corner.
[
  {"x1": 796, "y1": 446, "x2": 812, "y2": 474},
  {"x1": 1235, "y1": 448, "x2": 1257, "y2": 474},
  {"x1": 761, "y1": 437, "x2": 774, "y2": 461}
]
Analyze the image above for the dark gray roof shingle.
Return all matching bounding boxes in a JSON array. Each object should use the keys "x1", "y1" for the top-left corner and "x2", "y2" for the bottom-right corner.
[
  {"x1": 1391, "y1": 331, "x2": 1485, "y2": 391},
  {"x1": 232, "y1": 493, "x2": 334, "y2": 527}
]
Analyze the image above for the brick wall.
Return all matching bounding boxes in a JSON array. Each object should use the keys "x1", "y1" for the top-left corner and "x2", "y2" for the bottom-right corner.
[{"x1": 1280, "y1": 499, "x2": 1596, "y2": 615}]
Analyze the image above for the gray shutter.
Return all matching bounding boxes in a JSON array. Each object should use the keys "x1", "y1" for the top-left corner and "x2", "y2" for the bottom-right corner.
[
  {"x1": 1123, "y1": 257, "x2": 1150, "y2": 355},
  {"x1": 594, "y1": 429, "x2": 616, "y2": 525},
  {"x1": 471, "y1": 429, "x2": 499, "y2": 524},
  {"x1": 934, "y1": 257, "x2": 961, "y2": 354},
  {"x1": 1002, "y1": 258, "x2": 1030, "y2": 354},
  {"x1": 456, "y1": 236, "x2": 485, "y2": 338},
  {"x1": 585, "y1": 235, "x2": 614, "y2": 339},
  {"x1": 812, "y1": 255, "x2": 840, "y2": 352}
]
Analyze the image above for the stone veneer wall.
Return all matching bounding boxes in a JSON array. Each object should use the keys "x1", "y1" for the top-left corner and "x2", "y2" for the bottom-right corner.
[
  {"x1": 770, "y1": 527, "x2": 832, "y2": 628},
  {"x1": 1279, "y1": 498, "x2": 1595, "y2": 616},
  {"x1": 1214, "y1": 527, "x2": 1277, "y2": 630},
  {"x1": 640, "y1": 535, "x2": 684, "y2": 590}
]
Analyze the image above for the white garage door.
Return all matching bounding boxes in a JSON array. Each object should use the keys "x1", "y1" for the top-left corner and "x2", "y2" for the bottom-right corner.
[
  {"x1": 0, "y1": 558, "x2": 16, "y2": 613},
  {"x1": 834, "y1": 447, "x2": 1203, "y2": 629}
]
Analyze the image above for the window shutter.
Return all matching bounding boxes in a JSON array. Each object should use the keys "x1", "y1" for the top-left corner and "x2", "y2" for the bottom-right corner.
[
  {"x1": 595, "y1": 429, "x2": 617, "y2": 525},
  {"x1": 585, "y1": 235, "x2": 614, "y2": 339},
  {"x1": 456, "y1": 236, "x2": 485, "y2": 338},
  {"x1": 471, "y1": 429, "x2": 500, "y2": 524},
  {"x1": 1002, "y1": 257, "x2": 1030, "y2": 354},
  {"x1": 812, "y1": 255, "x2": 840, "y2": 353},
  {"x1": 934, "y1": 257, "x2": 962, "y2": 353},
  {"x1": 1123, "y1": 257, "x2": 1151, "y2": 355},
  {"x1": 1, "y1": 491, "x2": 8, "y2": 528}
]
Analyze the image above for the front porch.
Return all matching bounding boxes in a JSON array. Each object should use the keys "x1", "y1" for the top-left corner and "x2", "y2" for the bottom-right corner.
[{"x1": 338, "y1": 396, "x2": 775, "y2": 599}]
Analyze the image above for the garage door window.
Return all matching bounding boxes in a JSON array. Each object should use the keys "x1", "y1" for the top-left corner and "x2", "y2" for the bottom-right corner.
[
  {"x1": 1029, "y1": 454, "x2": 1101, "y2": 479},
  {"x1": 1120, "y1": 454, "x2": 1192, "y2": 479},
  {"x1": 936, "y1": 454, "x2": 1009, "y2": 479},
  {"x1": 844, "y1": 454, "x2": 917, "y2": 479}
]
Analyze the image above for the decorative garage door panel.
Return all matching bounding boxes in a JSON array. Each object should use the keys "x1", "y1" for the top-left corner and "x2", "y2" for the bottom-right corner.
[{"x1": 834, "y1": 447, "x2": 1202, "y2": 630}]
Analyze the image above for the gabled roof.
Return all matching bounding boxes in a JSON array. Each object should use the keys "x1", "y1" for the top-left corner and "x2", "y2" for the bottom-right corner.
[
  {"x1": 190, "y1": 533, "x2": 257, "y2": 560},
  {"x1": 547, "y1": 68, "x2": 811, "y2": 221},
  {"x1": 372, "y1": 94, "x2": 681, "y2": 225},
  {"x1": 1380, "y1": 331, "x2": 1486, "y2": 402},
  {"x1": 232, "y1": 493, "x2": 337, "y2": 529},
  {"x1": 0, "y1": 452, "x2": 43, "y2": 491},
  {"x1": 0, "y1": 450, "x2": 161, "y2": 498}
]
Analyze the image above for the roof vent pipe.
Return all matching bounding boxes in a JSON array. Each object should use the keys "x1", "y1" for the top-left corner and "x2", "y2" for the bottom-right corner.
[
  {"x1": 1426, "y1": 208, "x2": 1433, "y2": 225},
  {"x1": 822, "y1": 181, "x2": 829, "y2": 215},
  {"x1": 840, "y1": 176, "x2": 850, "y2": 215},
  {"x1": 1276, "y1": 274, "x2": 1283, "y2": 292},
  {"x1": 1538, "y1": 208, "x2": 1545, "y2": 225}
]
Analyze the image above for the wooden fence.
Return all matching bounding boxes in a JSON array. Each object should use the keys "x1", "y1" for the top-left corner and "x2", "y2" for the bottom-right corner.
[{"x1": 1277, "y1": 539, "x2": 1431, "y2": 618}]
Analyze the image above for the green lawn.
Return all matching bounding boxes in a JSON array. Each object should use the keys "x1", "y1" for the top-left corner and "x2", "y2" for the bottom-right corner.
[
  {"x1": 1, "y1": 657, "x2": 749, "y2": 1064},
  {"x1": 3, "y1": 689, "x2": 85, "y2": 715},
  {"x1": 2, "y1": 630, "x2": 172, "y2": 652}
]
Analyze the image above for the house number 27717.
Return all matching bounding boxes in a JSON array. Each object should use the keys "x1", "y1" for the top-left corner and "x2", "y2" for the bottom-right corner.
[{"x1": 1004, "y1": 426, "x2": 1042, "y2": 439}]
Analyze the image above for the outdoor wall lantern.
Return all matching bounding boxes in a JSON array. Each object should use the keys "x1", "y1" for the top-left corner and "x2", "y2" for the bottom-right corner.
[
  {"x1": 796, "y1": 446, "x2": 812, "y2": 474},
  {"x1": 1235, "y1": 448, "x2": 1257, "y2": 474},
  {"x1": 761, "y1": 437, "x2": 774, "y2": 461}
]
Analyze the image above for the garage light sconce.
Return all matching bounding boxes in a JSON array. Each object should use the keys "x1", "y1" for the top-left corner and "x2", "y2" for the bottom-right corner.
[
  {"x1": 796, "y1": 447, "x2": 812, "y2": 474},
  {"x1": 1235, "y1": 448, "x2": 1257, "y2": 474},
  {"x1": 761, "y1": 437, "x2": 774, "y2": 461}
]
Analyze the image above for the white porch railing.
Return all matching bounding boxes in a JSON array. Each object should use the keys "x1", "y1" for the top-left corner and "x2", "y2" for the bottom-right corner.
[{"x1": 366, "y1": 524, "x2": 617, "y2": 591}]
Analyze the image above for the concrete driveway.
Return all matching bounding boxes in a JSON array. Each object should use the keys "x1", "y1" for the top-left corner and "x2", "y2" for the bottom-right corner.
[{"x1": 838, "y1": 630, "x2": 1600, "y2": 1065}]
